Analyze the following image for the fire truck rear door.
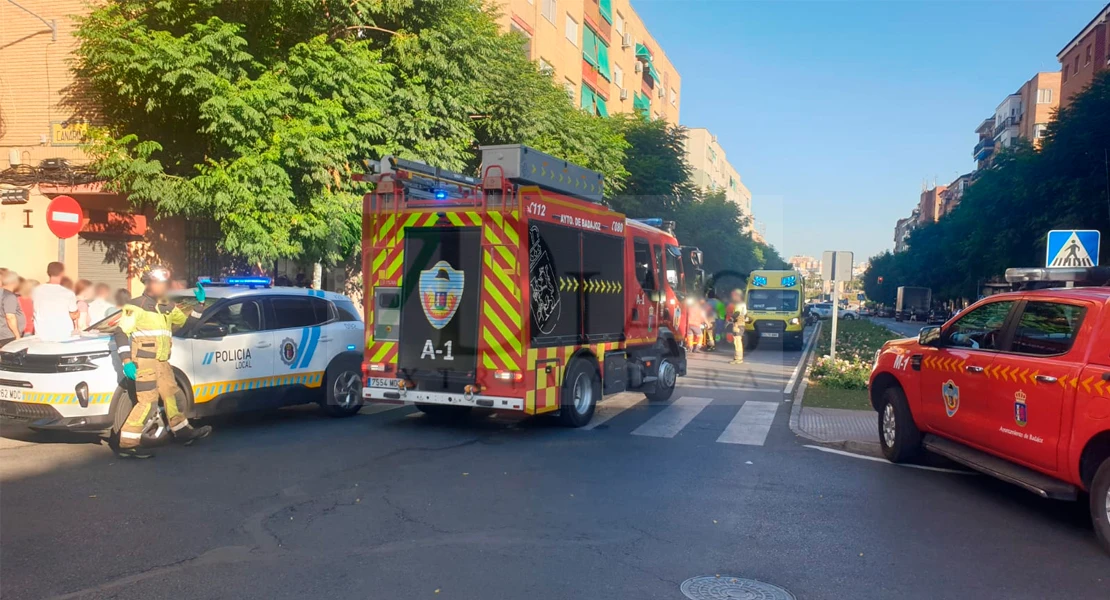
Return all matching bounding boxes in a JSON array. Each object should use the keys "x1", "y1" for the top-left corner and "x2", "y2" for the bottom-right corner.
[{"x1": 398, "y1": 227, "x2": 483, "y2": 384}]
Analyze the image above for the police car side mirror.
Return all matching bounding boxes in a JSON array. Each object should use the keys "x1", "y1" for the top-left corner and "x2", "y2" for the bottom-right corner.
[
  {"x1": 197, "y1": 323, "x2": 228, "y2": 339},
  {"x1": 918, "y1": 325, "x2": 941, "y2": 347}
]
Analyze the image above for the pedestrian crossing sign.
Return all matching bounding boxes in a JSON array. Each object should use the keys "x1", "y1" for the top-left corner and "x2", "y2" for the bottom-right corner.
[{"x1": 1046, "y1": 230, "x2": 1100, "y2": 267}]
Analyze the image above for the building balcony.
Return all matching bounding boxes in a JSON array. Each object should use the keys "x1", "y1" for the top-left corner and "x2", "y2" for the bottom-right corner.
[
  {"x1": 993, "y1": 116, "x2": 1020, "y2": 138},
  {"x1": 973, "y1": 138, "x2": 995, "y2": 161}
]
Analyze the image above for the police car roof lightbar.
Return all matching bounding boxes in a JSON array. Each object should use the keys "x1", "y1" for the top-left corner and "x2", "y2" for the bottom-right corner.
[
  {"x1": 195, "y1": 276, "x2": 274, "y2": 288},
  {"x1": 1004, "y1": 267, "x2": 1110, "y2": 284}
]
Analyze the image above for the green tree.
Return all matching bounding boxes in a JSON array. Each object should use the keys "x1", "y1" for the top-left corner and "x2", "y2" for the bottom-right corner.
[
  {"x1": 607, "y1": 117, "x2": 695, "y2": 217},
  {"x1": 73, "y1": 0, "x2": 629, "y2": 266}
]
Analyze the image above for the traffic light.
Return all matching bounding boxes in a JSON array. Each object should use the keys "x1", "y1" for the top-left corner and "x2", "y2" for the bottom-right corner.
[{"x1": 877, "y1": 276, "x2": 884, "y2": 284}]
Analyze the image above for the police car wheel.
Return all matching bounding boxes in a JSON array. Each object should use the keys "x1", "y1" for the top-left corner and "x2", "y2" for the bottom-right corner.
[
  {"x1": 559, "y1": 359, "x2": 599, "y2": 427},
  {"x1": 106, "y1": 388, "x2": 171, "y2": 449},
  {"x1": 322, "y1": 360, "x2": 364, "y2": 417},
  {"x1": 1091, "y1": 458, "x2": 1110, "y2": 556},
  {"x1": 878, "y1": 386, "x2": 921, "y2": 463}
]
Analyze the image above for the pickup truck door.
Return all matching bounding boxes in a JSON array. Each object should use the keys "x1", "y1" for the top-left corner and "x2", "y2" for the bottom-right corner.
[
  {"x1": 919, "y1": 299, "x2": 1016, "y2": 445},
  {"x1": 985, "y1": 299, "x2": 1088, "y2": 472}
]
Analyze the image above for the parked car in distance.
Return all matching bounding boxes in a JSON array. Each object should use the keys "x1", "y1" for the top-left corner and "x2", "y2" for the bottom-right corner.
[{"x1": 810, "y1": 303, "x2": 858, "y2": 320}]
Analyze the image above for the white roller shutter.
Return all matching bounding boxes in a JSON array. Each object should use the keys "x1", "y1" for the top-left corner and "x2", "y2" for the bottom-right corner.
[{"x1": 78, "y1": 236, "x2": 129, "y2": 291}]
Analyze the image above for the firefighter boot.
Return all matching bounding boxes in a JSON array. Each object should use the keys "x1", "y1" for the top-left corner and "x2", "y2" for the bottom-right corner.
[
  {"x1": 172, "y1": 421, "x2": 212, "y2": 446},
  {"x1": 117, "y1": 446, "x2": 155, "y2": 459}
]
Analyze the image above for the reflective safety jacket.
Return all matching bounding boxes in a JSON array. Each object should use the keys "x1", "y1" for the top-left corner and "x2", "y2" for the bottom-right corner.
[{"x1": 112, "y1": 294, "x2": 202, "y2": 362}]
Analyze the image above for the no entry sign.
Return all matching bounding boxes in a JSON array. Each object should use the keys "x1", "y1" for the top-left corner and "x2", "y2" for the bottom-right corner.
[{"x1": 46, "y1": 195, "x2": 83, "y2": 239}]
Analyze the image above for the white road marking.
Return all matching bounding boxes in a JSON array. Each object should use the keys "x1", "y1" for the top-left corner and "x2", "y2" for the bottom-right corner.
[
  {"x1": 582, "y1": 394, "x2": 644, "y2": 430},
  {"x1": 717, "y1": 401, "x2": 779, "y2": 445},
  {"x1": 631, "y1": 396, "x2": 713, "y2": 438},
  {"x1": 783, "y1": 327, "x2": 819, "y2": 395},
  {"x1": 802, "y1": 445, "x2": 975, "y2": 474}
]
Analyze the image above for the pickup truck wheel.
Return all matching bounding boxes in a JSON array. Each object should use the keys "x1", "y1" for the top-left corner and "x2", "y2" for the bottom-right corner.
[
  {"x1": 1092, "y1": 458, "x2": 1110, "y2": 556},
  {"x1": 878, "y1": 386, "x2": 921, "y2": 463},
  {"x1": 559, "y1": 358, "x2": 599, "y2": 427}
]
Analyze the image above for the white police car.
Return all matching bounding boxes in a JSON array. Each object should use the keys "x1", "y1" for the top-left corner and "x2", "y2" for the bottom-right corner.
[{"x1": 0, "y1": 278, "x2": 365, "y2": 445}]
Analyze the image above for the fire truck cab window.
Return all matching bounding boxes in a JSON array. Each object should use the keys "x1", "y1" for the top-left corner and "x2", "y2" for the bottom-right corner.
[
  {"x1": 666, "y1": 245, "x2": 683, "y2": 295},
  {"x1": 654, "y1": 245, "x2": 665, "y2": 290},
  {"x1": 633, "y1": 237, "x2": 655, "y2": 291}
]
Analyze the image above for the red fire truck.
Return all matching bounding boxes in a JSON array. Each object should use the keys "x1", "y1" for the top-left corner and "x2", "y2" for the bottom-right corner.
[{"x1": 360, "y1": 145, "x2": 703, "y2": 426}]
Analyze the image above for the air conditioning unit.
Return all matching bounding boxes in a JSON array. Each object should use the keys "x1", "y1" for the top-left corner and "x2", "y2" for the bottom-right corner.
[
  {"x1": 620, "y1": 89, "x2": 628, "y2": 100},
  {"x1": 634, "y1": 62, "x2": 643, "y2": 74},
  {"x1": 622, "y1": 33, "x2": 632, "y2": 48}
]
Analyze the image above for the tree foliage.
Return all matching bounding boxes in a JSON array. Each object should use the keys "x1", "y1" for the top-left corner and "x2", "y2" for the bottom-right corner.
[
  {"x1": 72, "y1": 0, "x2": 628, "y2": 265},
  {"x1": 864, "y1": 70, "x2": 1110, "y2": 303}
]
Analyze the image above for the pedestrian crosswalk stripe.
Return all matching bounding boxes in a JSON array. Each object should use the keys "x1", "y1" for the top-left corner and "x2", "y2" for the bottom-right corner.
[
  {"x1": 631, "y1": 396, "x2": 713, "y2": 438},
  {"x1": 716, "y1": 401, "x2": 778, "y2": 446},
  {"x1": 581, "y1": 394, "x2": 644, "y2": 430}
]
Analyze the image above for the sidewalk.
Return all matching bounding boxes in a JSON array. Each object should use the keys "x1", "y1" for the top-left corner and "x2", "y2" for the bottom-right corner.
[
  {"x1": 787, "y1": 326, "x2": 881, "y2": 450},
  {"x1": 795, "y1": 406, "x2": 877, "y2": 444}
]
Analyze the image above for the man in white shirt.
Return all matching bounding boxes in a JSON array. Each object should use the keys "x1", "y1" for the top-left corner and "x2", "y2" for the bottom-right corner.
[{"x1": 33, "y1": 262, "x2": 79, "y2": 341}]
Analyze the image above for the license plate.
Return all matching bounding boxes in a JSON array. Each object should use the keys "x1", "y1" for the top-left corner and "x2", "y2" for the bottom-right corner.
[
  {"x1": 760, "y1": 332, "x2": 780, "y2": 338},
  {"x1": 370, "y1": 377, "x2": 400, "y2": 388},
  {"x1": 0, "y1": 387, "x2": 24, "y2": 401}
]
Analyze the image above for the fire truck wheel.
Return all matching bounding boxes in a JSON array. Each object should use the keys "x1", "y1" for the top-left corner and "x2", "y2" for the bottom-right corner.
[
  {"x1": 559, "y1": 359, "x2": 599, "y2": 427},
  {"x1": 878, "y1": 386, "x2": 921, "y2": 463},
  {"x1": 1092, "y1": 458, "x2": 1110, "y2": 556},
  {"x1": 416, "y1": 404, "x2": 473, "y2": 421},
  {"x1": 644, "y1": 357, "x2": 677, "y2": 403}
]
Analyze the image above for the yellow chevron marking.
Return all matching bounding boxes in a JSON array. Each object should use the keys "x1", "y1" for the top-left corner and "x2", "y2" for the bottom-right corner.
[{"x1": 1082, "y1": 377, "x2": 1093, "y2": 393}]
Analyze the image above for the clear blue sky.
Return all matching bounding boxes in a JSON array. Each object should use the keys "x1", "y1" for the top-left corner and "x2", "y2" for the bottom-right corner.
[{"x1": 633, "y1": 0, "x2": 1106, "y2": 263}]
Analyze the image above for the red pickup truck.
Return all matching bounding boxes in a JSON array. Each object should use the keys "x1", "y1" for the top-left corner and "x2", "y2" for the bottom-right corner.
[{"x1": 869, "y1": 268, "x2": 1110, "y2": 554}]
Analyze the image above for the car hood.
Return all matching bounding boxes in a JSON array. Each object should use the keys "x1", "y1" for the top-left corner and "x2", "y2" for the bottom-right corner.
[
  {"x1": 884, "y1": 336, "x2": 919, "y2": 349},
  {"x1": 1, "y1": 333, "x2": 112, "y2": 356}
]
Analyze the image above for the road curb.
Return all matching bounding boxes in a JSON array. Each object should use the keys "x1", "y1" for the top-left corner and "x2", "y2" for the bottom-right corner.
[{"x1": 787, "y1": 322, "x2": 821, "y2": 442}]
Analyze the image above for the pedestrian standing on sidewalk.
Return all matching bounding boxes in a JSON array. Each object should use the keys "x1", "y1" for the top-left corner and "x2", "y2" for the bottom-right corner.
[
  {"x1": 33, "y1": 262, "x2": 79, "y2": 341},
  {"x1": 1, "y1": 271, "x2": 25, "y2": 348}
]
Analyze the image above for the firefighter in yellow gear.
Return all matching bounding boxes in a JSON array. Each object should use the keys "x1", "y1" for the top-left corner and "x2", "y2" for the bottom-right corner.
[
  {"x1": 728, "y1": 290, "x2": 747, "y2": 365},
  {"x1": 111, "y1": 266, "x2": 211, "y2": 458}
]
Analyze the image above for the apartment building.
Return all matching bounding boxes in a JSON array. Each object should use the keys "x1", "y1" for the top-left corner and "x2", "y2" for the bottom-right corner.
[
  {"x1": 495, "y1": 0, "x2": 681, "y2": 123},
  {"x1": 893, "y1": 210, "x2": 919, "y2": 253},
  {"x1": 0, "y1": 0, "x2": 190, "y2": 290},
  {"x1": 1058, "y1": 3, "x2": 1110, "y2": 109},
  {"x1": 972, "y1": 71, "x2": 1061, "y2": 169},
  {"x1": 916, "y1": 184, "x2": 947, "y2": 225},
  {"x1": 938, "y1": 173, "x2": 973, "y2": 219},
  {"x1": 1018, "y1": 72, "x2": 1061, "y2": 145},
  {"x1": 684, "y1": 128, "x2": 752, "y2": 217}
]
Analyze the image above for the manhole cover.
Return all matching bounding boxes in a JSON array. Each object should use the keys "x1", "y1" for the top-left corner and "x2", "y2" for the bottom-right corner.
[{"x1": 680, "y1": 576, "x2": 796, "y2": 600}]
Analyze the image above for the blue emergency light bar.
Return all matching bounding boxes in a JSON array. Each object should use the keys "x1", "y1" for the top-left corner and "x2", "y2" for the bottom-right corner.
[
  {"x1": 751, "y1": 276, "x2": 768, "y2": 287},
  {"x1": 781, "y1": 276, "x2": 797, "y2": 287},
  {"x1": 635, "y1": 218, "x2": 664, "y2": 228},
  {"x1": 196, "y1": 276, "x2": 273, "y2": 288}
]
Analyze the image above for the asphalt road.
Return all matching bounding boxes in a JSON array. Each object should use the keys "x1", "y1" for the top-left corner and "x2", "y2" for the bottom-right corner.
[
  {"x1": 870, "y1": 316, "x2": 929, "y2": 339},
  {"x1": 2, "y1": 329, "x2": 1108, "y2": 600}
]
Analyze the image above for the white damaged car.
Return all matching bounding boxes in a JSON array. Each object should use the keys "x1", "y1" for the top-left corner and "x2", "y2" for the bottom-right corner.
[{"x1": 0, "y1": 279, "x2": 365, "y2": 445}]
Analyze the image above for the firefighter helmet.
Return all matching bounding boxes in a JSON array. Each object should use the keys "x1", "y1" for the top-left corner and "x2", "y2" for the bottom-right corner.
[{"x1": 141, "y1": 265, "x2": 171, "y2": 284}]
